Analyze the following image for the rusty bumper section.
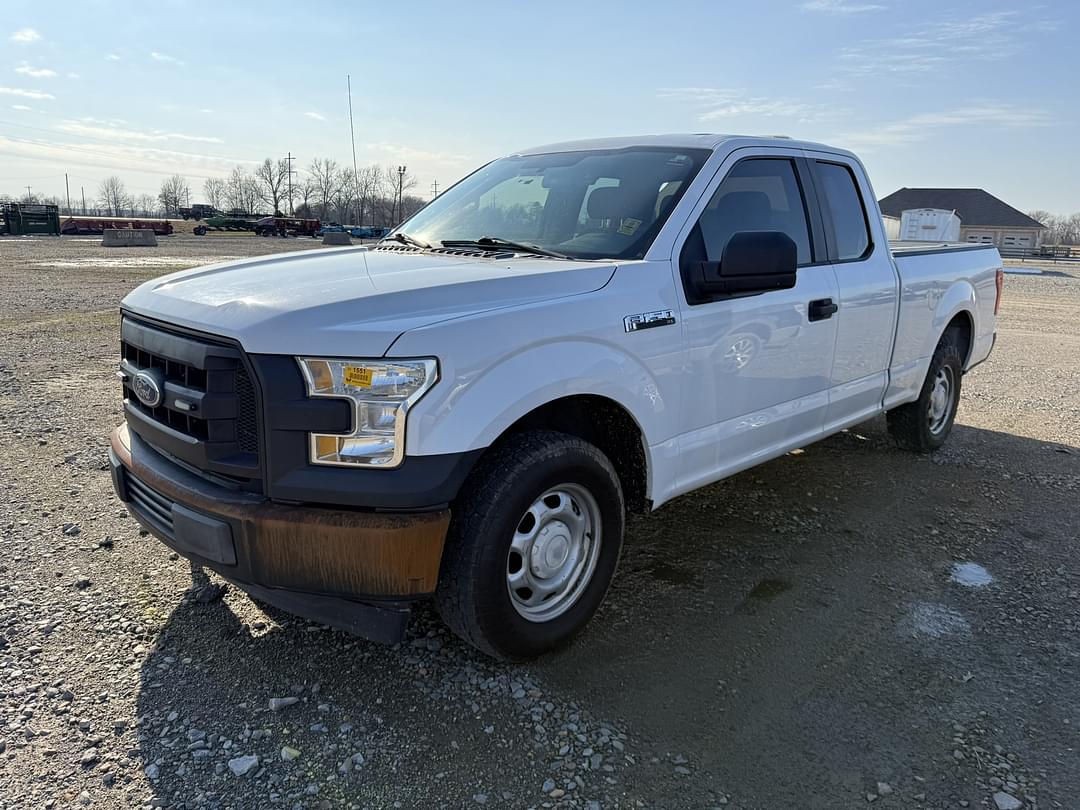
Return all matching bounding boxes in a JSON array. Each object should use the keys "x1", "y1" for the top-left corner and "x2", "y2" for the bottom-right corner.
[{"x1": 109, "y1": 424, "x2": 450, "y2": 643}]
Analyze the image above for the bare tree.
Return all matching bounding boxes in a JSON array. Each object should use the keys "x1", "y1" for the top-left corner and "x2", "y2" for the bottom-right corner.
[
  {"x1": 225, "y1": 167, "x2": 261, "y2": 215},
  {"x1": 136, "y1": 194, "x2": 158, "y2": 217},
  {"x1": 98, "y1": 176, "x2": 130, "y2": 216},
  {"x1": 296, "y1": 175, "x2": 317, "y2": 216},
  {"x1": 204, "y1": 177, "x2": 226, "y2": 211},
  {"x1": 253, "y1": 158, "x2": 290, "y2": 215},
  {"x1": 307, "y1": 158, "x2": 341, "y2": 221},
  {"x1": 157, "y1": 175, "x2": 190, "y2": 216}
]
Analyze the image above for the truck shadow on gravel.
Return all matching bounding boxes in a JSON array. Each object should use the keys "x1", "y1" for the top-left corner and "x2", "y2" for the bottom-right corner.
[{"x1": 134, "y1": 417, "x2": 1080, "y2": 809}]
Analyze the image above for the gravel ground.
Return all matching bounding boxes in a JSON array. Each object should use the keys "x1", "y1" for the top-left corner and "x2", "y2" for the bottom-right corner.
[{"x1": 1, "y1": 235, "x2": 1078, "y2": 809}]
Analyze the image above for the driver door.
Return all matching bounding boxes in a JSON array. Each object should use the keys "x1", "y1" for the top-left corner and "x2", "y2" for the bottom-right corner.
[{"x1": 673, "y1": 151, "x2": 839, "y2": 495}]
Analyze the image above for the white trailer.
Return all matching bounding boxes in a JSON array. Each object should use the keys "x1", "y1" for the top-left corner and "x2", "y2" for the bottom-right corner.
[{"x1": 900, "y1": 208, "x2": 961, "y2": 242}]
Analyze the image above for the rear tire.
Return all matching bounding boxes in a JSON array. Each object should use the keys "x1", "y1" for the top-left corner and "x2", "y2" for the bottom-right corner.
[
  {"x1": 435, "y1": 430, "x2": 624, "y2": 661},
  {"x1": 887, "y1": 331, "x2": 964, "y2": 452}
]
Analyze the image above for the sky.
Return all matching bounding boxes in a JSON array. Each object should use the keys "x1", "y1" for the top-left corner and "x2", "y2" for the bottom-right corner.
[{"x1": 1, "y1": 0, "x2": 1076, "y2": 214}]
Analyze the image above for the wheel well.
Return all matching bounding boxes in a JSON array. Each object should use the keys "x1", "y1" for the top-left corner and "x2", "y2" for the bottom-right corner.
[
  {"x1": 497, "y1": 395, "x2": 649, "y2": 513},
  {"x1": 944, "y1": 311, "x2": 974, "y2": 366}
]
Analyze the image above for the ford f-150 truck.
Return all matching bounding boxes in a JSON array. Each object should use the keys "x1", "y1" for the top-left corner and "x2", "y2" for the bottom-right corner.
[{"x1": 109, "y1": 134, "x2": 1001, "y2": 660}]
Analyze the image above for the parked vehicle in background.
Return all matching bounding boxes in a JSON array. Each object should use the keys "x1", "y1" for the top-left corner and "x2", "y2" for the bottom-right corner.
[
  {"x1": 254, "y1": 216, "x2": 321, "y2": 237},
  {"x1": 348, "y1": 225, "x2": 391, "y2": 239},
  {"x1": 179, "y1": 204, "x2": 222, "y2": 221},
  {"x1": 109, "y1": 134, "x2": 1001, "y2": 660},
  {"x1": 315, "y1": 224, "x2": 391, "y2": 239}
]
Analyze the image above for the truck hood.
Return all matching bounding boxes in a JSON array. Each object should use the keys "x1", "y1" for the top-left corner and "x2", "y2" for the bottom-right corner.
[{"x1": 121, "y1": 246, "x2": 617, "y2": 356}]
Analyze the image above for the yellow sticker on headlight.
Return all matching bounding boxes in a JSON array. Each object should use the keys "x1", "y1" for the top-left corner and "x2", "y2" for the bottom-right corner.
[{"x1": 343, "y1": 365, "x2": 373, "y2": 388}]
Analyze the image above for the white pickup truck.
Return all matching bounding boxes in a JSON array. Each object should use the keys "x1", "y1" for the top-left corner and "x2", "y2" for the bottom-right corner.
[{"x1": 110, "y1": 134, "x2": 1002, "y2": 659}]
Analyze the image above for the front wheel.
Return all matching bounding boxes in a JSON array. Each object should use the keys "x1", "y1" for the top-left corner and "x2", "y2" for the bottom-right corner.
[
  {"x1": 435, "y1": 430, "x2": 624, "y2": 660},
  {"x1": 887, "y1": 333, "x2": 963, "y2": 452}
]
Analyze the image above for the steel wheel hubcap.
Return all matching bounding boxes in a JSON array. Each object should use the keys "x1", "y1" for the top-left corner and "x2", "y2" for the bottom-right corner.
[
  {"x1": 507, "y1": 483, "x2": 602, "y2": 623},
  {"x1": 928, "y1": 366, "x2": 954, "y2": 434}
]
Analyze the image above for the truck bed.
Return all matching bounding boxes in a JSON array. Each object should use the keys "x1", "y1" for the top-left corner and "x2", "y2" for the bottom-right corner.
[{"x1": 888, "y1": 240, "x2": 997, "y2": 258}]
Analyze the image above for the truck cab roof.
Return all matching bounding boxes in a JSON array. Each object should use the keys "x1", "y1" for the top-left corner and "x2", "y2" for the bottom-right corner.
[{"x1": 515, "y1": 133, "x2": 855, "y2": 159}]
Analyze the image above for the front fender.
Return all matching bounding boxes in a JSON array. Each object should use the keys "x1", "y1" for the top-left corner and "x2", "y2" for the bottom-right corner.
[{"x1": 403, "y1": 338, "x2": 667, "y2": 457}]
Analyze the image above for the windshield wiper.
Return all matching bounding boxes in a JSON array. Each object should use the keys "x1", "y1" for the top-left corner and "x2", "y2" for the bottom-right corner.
[
  {"x1": 441, "y1": 237, "x2": 570, "y2": 260},
  {"x1": 386, "y1": 231, "x2": 433, "y2": 249}
]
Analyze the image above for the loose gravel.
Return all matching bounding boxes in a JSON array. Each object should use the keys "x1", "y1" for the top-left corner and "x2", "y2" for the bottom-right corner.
[{"x1": 1, "y1": 235, "x2": 1078, "y2": 808}]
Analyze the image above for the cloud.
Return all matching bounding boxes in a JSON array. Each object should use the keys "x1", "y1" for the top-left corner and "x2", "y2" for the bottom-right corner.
[
  {"x1": 0, "y1": 86, "x2": 55, "y2": 100},
  {"x1": 10, "y1": 28, "x2": 41, "y2": 43},
  {"x1": 365, "y1": 142, "x2": 470, "y2": 166},
  {"x1": 304, "y1": 111, "x2": 326, "y2": 121},
  {"x1": 67, "y1": 72, "x2": 80, "y2": 79},
  {"x1": 837, "y1": 11, "x2": 1057, "y2": 76},
  {"x1": 11, "y1": 104, "x2": 33, "y2": 111},
  {"x1": 15, "y1": 63, "x2": 57, "y2": 78},
  {"x1": 105, "y1": 53, "x2": 121, "y2": 61},
  {"x1": 56, "y1": 119, "x2": 224, "y2": 145},
  {"x1": 837, "y1": 105, "x2": 1051, "y2": 152},
  {"x1": 0, "y1": 132, "x2": 254, "y2": 178},
  {"x1": 199, "y1": 108, "x2": 214, "y2": 114},
  {"x1": 150, "y1": 51, "x2": 185, "y2": 66},
  {"x1": 658, "y1": 87, "x2": 831, "y2": 123},
  {"x1": 802, "y1": 0, "x2": 886, "y2": 12}
]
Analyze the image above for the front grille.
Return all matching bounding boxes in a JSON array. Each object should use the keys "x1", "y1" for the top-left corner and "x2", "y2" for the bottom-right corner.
[
  {"x1": 121, "y1": 341, "x2": 210, "y2": 440},
  {"x1": 120, "y1": 316, "x2": 262, "y2": 490},
  {"x1": 125, "y1": 472, "x2": 176, "y2": 541}
]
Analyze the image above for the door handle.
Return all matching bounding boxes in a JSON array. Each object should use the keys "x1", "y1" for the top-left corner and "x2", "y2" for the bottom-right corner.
[{"x1": 808, "y1": 298, "x2": 838, "y2": 321}]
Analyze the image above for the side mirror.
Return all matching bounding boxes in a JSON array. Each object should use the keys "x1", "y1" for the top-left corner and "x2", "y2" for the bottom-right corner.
[{"x1": 693, "y1": 230, "x2": 798, "y2": 296}]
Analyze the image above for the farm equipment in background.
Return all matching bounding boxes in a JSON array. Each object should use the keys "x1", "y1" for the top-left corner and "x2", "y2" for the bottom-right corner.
[
  {"x1": 2, "y1": 203, "x2": 61, "y2": 236},
  {"x1": 192, "y1": 214, "x2": 261, "y2": 235},
  {"x1": 254, "y1": 216, "x2": 321, "y2": 238},
  {"x1": 60, "y1": 216, "x2": 173, "y2": 236},
  {"x1": 178, "y1": 204, "x2": 222, "y2": 220}
]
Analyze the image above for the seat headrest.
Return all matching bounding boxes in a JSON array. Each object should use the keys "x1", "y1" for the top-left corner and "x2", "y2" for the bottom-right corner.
[
  {"x1": 713, "y1": 191, "x2": 773, "y2": 220},
  {"x1": 587, "y1": 186, "x2": 623, "y2": 220}
]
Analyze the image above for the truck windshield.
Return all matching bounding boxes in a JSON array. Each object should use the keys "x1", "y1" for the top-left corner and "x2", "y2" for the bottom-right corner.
[{"x1": 394, "y1": 147, "x2": 711, "y2": 261}]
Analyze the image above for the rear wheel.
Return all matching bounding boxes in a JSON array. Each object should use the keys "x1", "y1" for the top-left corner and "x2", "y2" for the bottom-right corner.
[
  {"x1": 887, "y1": 331, "x2": 964, "y2": 452},
  {"x1": 435, "y1": 430, "x2": 624, "y2": 660}
]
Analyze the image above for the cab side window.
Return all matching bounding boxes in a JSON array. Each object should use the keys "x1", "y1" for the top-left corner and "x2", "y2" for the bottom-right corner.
[
  {"x1": 815, "y1": 161, "x2": 871, "y2": 261},
  {"x1": 697, "y1": 158, "x2": 813, "y2": 266}
]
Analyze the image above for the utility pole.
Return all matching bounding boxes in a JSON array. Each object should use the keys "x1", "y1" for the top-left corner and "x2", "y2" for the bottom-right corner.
[
  {"x1": 396, "y1": 165, "x2": 406, "y2": 224},
  {"x1": 284, "y1": 152, "x2": 296, "y2": 216},
  {"x1": 25, "y1": 185, "x2": 32, "y2": 202},
  {"x1": 65, "y1": 174, "x2": 71, "y2": 214},
  {"x1": 81, "y1": 186, "x2": 86, "y2": 215},
  {"x1": 431, "y1": 179, "x2": 439, "y2": 198}
]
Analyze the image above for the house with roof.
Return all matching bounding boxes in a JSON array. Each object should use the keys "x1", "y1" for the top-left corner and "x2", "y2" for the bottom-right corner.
[{"x1": 878, "y1": 188, "x2": 1046, "y2": 250}]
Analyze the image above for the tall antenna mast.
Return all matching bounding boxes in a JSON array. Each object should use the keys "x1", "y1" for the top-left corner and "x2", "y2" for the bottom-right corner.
[{"x1": 347, "y1": 74, "x2": 361, "y2": 224}]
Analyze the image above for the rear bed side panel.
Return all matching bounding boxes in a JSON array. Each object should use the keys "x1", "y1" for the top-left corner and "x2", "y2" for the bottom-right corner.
[{"x1": 884, "y1": 246, "x2": 1000, "y2": 409}]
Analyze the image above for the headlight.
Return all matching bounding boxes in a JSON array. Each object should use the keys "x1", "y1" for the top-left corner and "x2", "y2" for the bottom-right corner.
[{"x1": 297, "y1": 358, "x2": 438, "y2": 468}]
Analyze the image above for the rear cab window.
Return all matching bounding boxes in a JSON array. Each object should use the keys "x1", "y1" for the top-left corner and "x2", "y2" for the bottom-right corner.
[{"x1": 814, "y1": 161, "x2": 872, "y2": 261}]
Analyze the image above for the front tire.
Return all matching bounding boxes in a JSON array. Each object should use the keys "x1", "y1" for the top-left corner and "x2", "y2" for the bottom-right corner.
[
  {"x1": 887, "y1": 332, "x2": 964, "y2": 452},
  {"x1": 435, "y1": 430, "x2": 624, "y2": 660}
]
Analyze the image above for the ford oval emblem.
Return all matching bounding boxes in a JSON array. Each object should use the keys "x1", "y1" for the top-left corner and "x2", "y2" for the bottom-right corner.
[{"x1": 132, "y1": 369, "x2": 164, "y2": 408}]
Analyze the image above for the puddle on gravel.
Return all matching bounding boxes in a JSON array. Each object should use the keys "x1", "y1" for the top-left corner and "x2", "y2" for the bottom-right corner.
[
  {"x1": 747, "y1": 578, "x2": 792, "y2": 601},
  {"x1": 905, "y1": 603, "x2": 970, "y2": 638},
  {"x1": 950, "y1": 562, "x2": 993, "y2": 588}
]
